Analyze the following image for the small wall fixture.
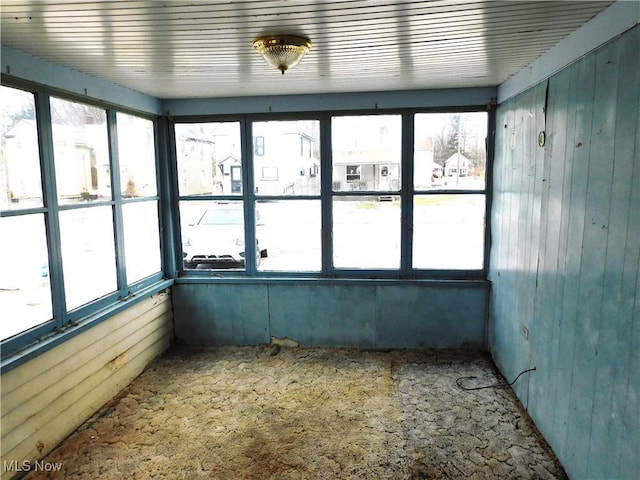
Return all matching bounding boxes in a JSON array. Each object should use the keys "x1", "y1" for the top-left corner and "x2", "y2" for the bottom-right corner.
[{"x1": 252, "y1": 35, "x2": 312, "y2": 74}]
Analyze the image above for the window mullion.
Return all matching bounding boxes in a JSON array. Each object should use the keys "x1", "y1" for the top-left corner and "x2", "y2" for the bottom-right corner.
[
  {"x1": 36, "y1": 92, "x2": 67, "y2": 326},
  {"x1": 107, "y1": 110, "x2": 128, "y2": 295},
  {"x1": 158, "y1": 116, "x2": 179, "y2": 279},
  {"x1": 400, "y1": 112, "x2": 414, "y2": 276},
  {"x1": 320, "y1": 114, "x2": 333, "y2": 275},
  {"x1": 242, "y1": 117, "x2": 258, "y2": 275}
]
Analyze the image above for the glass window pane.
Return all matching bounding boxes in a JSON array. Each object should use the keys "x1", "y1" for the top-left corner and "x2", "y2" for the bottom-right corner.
[
  {"x1": 175, "y1": 122, "x2": 241, "y2": 196},
  {"x1": 117, "y1": 113, "x2": 157, "y2": 197},
  {"x1": 59, "y1": 206, "x2": 117, "y2": 310},
  {"x1": 252, "y1": 120, "x2": 320, "y2": 196},
  {"x1": 50, "y1": 98, "x2": 110, "y2": 204},
  {"x1": 256, "y1": 200, "x2": 320, "y2": 272},
  {"x1": 180, "y1": 200, "x2": 246, "y2": 271},
  {"x1": 414, "y1": 112, "x2": 487, "y2": 191},
  {"x1": 413, "y1": 194, "x2": 485, "y2": 269},
  {"x1": 0, "y1": 86, "x2": 43, "y2": 210},
  {"x1": 333, "y1": 196, "x2": 400, "y2": 269},
  {"x1": 332, "y1": 115, "x2": 401, "y2": 192},
  {"x1": 0, "y1": 214, "x2": 52, "y2": 340},
  {"x1": 123, "y1": 201, "x2": 161, "y2": 283}
]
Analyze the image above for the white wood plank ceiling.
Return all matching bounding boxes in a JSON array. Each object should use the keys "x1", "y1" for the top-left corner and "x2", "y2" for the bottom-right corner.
[{"x1": 1, "y1": 1, "x2": 613, "y2": 99}]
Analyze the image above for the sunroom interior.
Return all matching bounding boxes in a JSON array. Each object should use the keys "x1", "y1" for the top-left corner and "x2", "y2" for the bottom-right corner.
[{"x1": 1, "y1": 1, "x2": 638, "y2": 479}]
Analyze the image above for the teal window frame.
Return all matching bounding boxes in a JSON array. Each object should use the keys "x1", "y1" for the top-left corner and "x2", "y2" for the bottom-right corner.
[
  {"x1": 0, "y1": 79, "x2": 167, "y2": 365},
  {"x1": 172, "y1": 107, "x2": 493, "y2": 280}
]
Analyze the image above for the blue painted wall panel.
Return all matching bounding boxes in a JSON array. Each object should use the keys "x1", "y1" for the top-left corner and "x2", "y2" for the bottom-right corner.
[
  {"x1": 173, "y1": 281, "x2": 488, "y2": 349},
  {"x1": 490, "y1": 26, "x2": 640, "y2": 480},
  {"x1": 374, "y1": 285, "x2": 486, "y2": 348},
  {"x1": 268, "y1": 283, "x2": 377, "y2": 347},
  {"x1": 172, "y1": 283, "x2": 270, "y2": 345}
]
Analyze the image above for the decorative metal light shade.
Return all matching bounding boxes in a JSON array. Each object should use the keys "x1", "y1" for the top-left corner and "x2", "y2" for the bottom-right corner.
[{"x1": 252, "y1": 35, "x2": 312, "y2": 74}]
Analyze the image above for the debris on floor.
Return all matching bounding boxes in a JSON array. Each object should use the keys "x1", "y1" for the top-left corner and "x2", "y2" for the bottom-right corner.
[{"x1": 25, "y1": 346, "x2": 566, "y2": 479}]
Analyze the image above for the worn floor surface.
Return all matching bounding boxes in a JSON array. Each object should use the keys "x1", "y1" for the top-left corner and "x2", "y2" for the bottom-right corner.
[{"x1": 26, "y1": 346, "x2": 566, "y2": 480}]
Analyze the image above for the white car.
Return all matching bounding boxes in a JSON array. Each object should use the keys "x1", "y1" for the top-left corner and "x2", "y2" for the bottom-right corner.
[{"x1": 182, "y1": 203, "x2": 267, "y2": 269}]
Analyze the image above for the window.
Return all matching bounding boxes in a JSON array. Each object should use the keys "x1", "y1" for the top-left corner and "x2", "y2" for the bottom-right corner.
[
  {"x1": 253, "y1": 120, "x2": 321, "y2": 272},
  {"x1": 1, "y1": 87, "x2": 52, "y2": 341},
  {"x1": 117, "y1": 113, "x2": 161, "y2": 283},
  {"x1": 51, "y1": 98, "x2": 119, "y2": 310},
  {"x1": 0, "y1": 214, "x2": 52, "y2": 340},
  {"x1": 181, "y1": 200, "x2": 247, "y2": 271},
  {"x1": 254, "y1": 135, "x2": 265, "y2": 156},
  {"x1": 51, "y1": 98, "x2": 111, "y2": 205},
  {"x1": 413, "y1": 112, "x2": 487, "y2": 269},
  {"x1": 176, "y1": 122, "x2": 246, "y2": 270},
  {"x1": 332, "y1": 115, "x2": 401, "y2": 193},
  {"x1": 175, "y1": 122, "x2": 241, "y2": 197},
  {"x1": 58, "y1": 206, "x2": 118, "y2": 310},
  {"x1": 346, "y1": 165, "x2": 361, "y2": 182},
  {"x1": 253, "y1": 120, "x2": 320, "y2": 196},
  {"x1": 0, "y1": 86, "x2": 43, "y2": 210},
  {"x1": 174, "y1": 109, "x2": 488, "y2": 278},
  {"x1": 332, "y1": 115, "x2": 402, "y2": 269},
  {"x1": 333, "y1": 196, "x2": 401, "y2": 269},
  {"x1": 1, "y1": 84, "x2": 163, "y2": 351}
]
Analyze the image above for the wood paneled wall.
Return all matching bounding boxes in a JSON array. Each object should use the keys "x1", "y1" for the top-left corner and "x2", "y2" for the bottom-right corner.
[
  {"x1": 490, "y1": 26, "x2": 639, "y2": 479},
  {"x1": 0, "y1": 290, "x2": 173, "y2": 480}
]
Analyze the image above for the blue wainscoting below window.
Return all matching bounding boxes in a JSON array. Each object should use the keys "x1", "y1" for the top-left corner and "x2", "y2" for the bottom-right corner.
[{"x1": 172, "y1": 280, "x2": 488, "y2": 348}]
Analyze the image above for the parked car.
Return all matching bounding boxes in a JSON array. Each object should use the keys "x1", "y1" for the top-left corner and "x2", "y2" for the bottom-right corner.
[{"x1": 182, "y1": 203, "x2": 267, "y2": 269}]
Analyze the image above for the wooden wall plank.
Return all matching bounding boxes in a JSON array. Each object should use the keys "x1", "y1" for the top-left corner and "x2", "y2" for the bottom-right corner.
[
  {"x1": 3, "y1": 323, "x2": 172, "y2": 463},
  {"x1": 587, "y1": 31, "x2": 639, "y2": 479},
  {"x1": 490, "y1": 26, "x2": 639, "y2": 480},
  {"x1": 2, "y1": 312, "x2": 171, "y2": 435},
  {"x1": 1, "y1": 291, "x2": 170, "y2": 395},
  {"x1": 2, "y1": 302, "x2": 170, "y2": 416},
  {"x1": 549, "y1": 58, "x2": 580, "y2": 458},
  {"x1": 489, "y1": 84, "x2": 546, "y2": 407},
  {"x1": 1, "y1": 332, "x2": 172, "y2": 480},
  {"x1": 564, "y1": 38, "x2": 618, "y2": 479},
  {"x1": 0, "y1": 292, "x2": 174, "y2": 480},
  {"x1": 528, "y1": 69, "x2": 569, "y2": 439},
  {"x1": 611, "y1": 28, "x2": 640, "y2": 477}
]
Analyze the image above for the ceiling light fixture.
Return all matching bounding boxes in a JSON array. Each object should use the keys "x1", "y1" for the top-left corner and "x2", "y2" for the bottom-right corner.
[{"x1": 252, "y1": 35, "x2": 312, "y2": 74}]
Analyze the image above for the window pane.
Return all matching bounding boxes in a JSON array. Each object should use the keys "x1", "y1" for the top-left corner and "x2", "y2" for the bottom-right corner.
[
  {"x1": 333, "y1": 196, "x2": 400, "y2": 269},
  {"x1": 332, "y1": 115, "x2": 401, "y2": 192},
  {"x1": 0, "y1": 86, "x2": 43, "y2": 210},
  {"x1": 414, "y1": 112, "x2": 487, "y2": 191},
  {"x1": 0, "y1": 214, "x2": 52, "y2": 340},
  {"x1": 123, "y1": 201, "x2": 161, "y2": 283},
  {"x1": 117, "y1": 113, "x2": 157, "y2": 197},
  {"x1": 51, "y1": 98, "x2": 110, "y2": 204},
  {"x1": 252, "y1": 120, "x2": 320, "y2": 196},
  {"x1": 180, "y1": 200, "x2": 246, "y2": 270},
  {"x1": 256, "y1": 200, "x2": 320, "y2": 272},
  {"x1": 59, "y1": 206, "x2": 117, "y2": 310},
  {"x1": 175, "y1": 122, "x2": 241, "y2": 196},
  {"x1": 413, "y1": 195, "x2": 485, "y2": 269}
]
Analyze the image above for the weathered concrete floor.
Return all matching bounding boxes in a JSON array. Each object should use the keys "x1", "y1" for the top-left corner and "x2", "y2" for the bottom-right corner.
[{"x1": 26, "y1": 346, "x2": 566, "y2": 479}]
